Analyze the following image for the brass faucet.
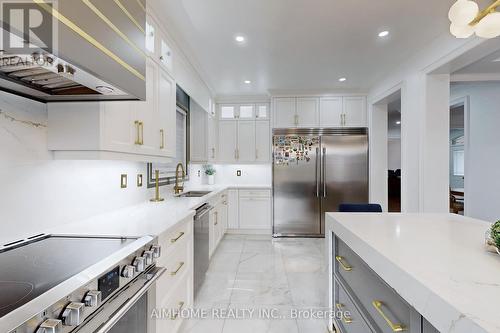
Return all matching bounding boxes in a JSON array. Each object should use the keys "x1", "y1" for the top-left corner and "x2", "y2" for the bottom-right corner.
[{"x1": 174, "y1": 162, "x2": 185, "y2": 194}]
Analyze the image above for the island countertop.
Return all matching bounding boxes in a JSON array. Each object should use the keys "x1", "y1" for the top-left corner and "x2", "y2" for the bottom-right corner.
[{"x1": 326, "y1": 213, "x2": 500, "y2": 333}]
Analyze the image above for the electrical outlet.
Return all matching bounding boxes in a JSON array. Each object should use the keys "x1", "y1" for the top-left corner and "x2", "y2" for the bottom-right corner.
[
  {"x1": 121, "y1": 174, "x2": 128, "y2": 188},
  {"x1": 137, "y1": 174, "x2": 143, "y2": 187},
  {"x1": 237, "y1": 170, "x2": 242, "y2": 177},
  {"x1": 198, "y1": 170, "x2": 201, "y2": 177}
]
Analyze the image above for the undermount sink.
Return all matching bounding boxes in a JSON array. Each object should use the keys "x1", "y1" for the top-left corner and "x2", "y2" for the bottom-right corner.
[{"x1": 177, "y1": 191, "x2": 212, "y2": 198}]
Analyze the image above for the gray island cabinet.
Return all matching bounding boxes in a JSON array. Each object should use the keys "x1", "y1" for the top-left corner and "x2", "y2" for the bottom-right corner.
[
  {"x1": 326, "y1": 213, "x2": 500, "y2": 333},
  {"x1": 331, "y1": 235, "x2": 438, "y2": 333}
]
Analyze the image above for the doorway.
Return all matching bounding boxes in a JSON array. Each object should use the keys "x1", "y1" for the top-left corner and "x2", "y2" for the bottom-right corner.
[
  {"x1": 387, "y1": 99, "x2": 401, "y2": 212},
  {"x1": 449, "y1": 102, "x2": 465, "y2": 215}
]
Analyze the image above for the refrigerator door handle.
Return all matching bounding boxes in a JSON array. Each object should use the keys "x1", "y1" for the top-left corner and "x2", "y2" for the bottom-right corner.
[
  {"x1": 315, "y1": 147, "x2": 320, "y2": 197},
  {"x1": 322, "y1": 147, "x2": 327, "y2": 197}
]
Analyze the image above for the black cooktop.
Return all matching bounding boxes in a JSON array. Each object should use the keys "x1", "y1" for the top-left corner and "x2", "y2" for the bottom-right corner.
[{"x1": 0, "y1": 235, "x2": 136, "y2": 318}]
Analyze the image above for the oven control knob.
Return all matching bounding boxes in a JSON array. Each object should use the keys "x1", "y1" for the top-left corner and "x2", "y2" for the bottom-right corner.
[
  {"x1": 150, "y1": 244, "x2": 161, "y2": 258},
  {"x1": 133, "y1": 256, "x2": 146, "y2": 273},
  {"x1": 83, "y1": 290, "x2": 101, "y2": 307},
  {"x1": 61, "y1": 302, "x2": 84, "y2": 326},
  {"x1": 143, "y1": 250, "x2": 154, "y2": 265},
  {"x1": 121, "y1": 265, "x2": 136, "y2": 278},
  {"x1": 36, "y1": 319, "x2": 62, "y2": 333}
]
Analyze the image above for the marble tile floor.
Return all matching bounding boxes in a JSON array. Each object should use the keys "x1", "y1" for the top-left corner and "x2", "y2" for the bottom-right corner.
[{"x1": 179, "y1": 234, "x2": 330, "y2": 333}]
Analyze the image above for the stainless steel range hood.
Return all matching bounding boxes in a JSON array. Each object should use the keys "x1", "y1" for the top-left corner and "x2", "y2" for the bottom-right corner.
[{"x1": 0, "y1": 0, "x2": 146, "y2": 102}]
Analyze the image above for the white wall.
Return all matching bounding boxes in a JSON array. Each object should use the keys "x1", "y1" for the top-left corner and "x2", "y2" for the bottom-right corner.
[
  {"x1": 0, "y1": 92, "x2": 154, "y2": 245},
  {"x1": 189, "y1": 164, "x2": 272, "y2": 186},
  {"x1": 388, "y1": 139, "x2": 401, "y2": 170},
  {"x1": 451, "y1": 82, "x2": 500, "y2": 222}
]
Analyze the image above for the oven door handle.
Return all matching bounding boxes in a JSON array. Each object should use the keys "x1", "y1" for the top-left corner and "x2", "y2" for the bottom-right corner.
[{"x1": 95, "y1": 266, "x2": 166, "y2": 333}]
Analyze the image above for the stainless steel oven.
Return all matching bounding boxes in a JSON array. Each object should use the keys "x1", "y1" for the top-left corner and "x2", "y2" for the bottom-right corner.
[{"x1": 77, "y1": 266, "x2": 166, "y2": 333}]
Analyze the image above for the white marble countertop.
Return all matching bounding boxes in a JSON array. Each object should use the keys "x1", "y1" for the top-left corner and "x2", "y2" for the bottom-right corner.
[
  {"x1": 48, "y1": 184, "x2": 271, "y2": 238},
  {"x1": 326, "y1": 213, "x2": 500, "y2": 333}
]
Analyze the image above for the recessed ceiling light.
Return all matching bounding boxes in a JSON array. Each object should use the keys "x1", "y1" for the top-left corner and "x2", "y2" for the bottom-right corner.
[
  {"x1": 378, "y1": 30, "x2": 390, "y2": 37},
  {"x1": 396, "y1": 121, "x2": 401, "y2": 125},
  {"x1": 338, "y1": 77, "x2": 347, "y2": 82},
  {"x1": 244, "y1": 80, "x2": 251, "y2": 84},
  {"x1": 235, "y1": 35, "x2": 245, "y2": 43}
]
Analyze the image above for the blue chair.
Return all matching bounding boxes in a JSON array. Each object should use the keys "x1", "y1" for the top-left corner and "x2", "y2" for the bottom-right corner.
[{"x1": 338, "y1": 203, "x2": 383, "y2": 213}]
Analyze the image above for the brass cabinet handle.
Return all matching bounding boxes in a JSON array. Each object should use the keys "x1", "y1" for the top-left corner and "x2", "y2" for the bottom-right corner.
[
  {"x1": 170, "y1": 262, "x2": 185, "y2": 276},
  {"x1": 294, "y1": 114, "x2": 299, "y2": 126},
  {"x1": 212, "y1": 147, "x2": 215, "y2": 159},
  {"x1": 214, "y1": 211, "x2": 218, "y2": 225},
  {"x1": 139, "y1": 122, "x2": 144, "y2": 145},
  {"x1": 372, "y1": 300, "x2": 406, "y2": 332},
  {"x1": 335, "y1": 256, "x2": 352, "y2": 272},
  {"x1": 172, "y1": 301, "x2": 185, "y2": 320},
  {"x1": 170, "y1": 232, "x2": 185, "y2": 243},
  {"x1": 134, "y1": 120, "x2": 141, "y2": 145},
  {"x1": 256, "y1": 149, "x2": 258, "y2": 160},
  {"x1": 336, "y1": 303, "x2": 353, "y2": 324},
  {"x1": 160, "y1": 129, "x2": 165, "y2": 149}
]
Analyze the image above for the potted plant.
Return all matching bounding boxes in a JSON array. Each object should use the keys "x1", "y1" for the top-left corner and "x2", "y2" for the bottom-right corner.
[
  {"x1": 490, "y1": 220, "x2": 500, "y2": 255},
  {"x1": 204, "y1": 165, "x2": 216, "y2": 185}
]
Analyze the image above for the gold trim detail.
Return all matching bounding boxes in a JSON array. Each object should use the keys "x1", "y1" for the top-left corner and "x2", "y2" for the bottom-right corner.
[
  {"x1": 82, "y1": 0, "x2": 146, "y2": 58},
  {"x1": 33, "y1": 0, "x2": 145, "y2": 81},
  {"x1": 113, "y1": 0, "x2": 145, "y2": 34},
  {"x1": 136, "y1": 0, "x2": 146, "y2": 12},
  {"x1": 470, "y1": 0, "x2": 500, "y2": 25}
]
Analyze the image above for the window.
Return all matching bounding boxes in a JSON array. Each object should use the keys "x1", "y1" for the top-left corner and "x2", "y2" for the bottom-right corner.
[{"x1": 453, "y1": 150, "x2": 465, "y2": 176}]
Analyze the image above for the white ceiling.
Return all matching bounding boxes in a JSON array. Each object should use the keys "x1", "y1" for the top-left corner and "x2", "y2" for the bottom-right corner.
[
  {"x1": 454, "y1": 49, "x2": 500, "y2": 75},
  {"x1": 152, "y1": 0, "x2": 457, "y2": 97}
]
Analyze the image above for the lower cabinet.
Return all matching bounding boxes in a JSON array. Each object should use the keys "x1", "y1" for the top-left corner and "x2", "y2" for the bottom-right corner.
[
  {"x1": 238, "y1": 190, "x2": 272, "y2": 230},
  {"x1": 209, "y1": 192, "x2": 229, "y2": 258},
  {"x1": 332, "y1": 234, "x2": 434, "y2": 333},
  {"x1": 155, "y1": 215, "x2": 194, "y2": 333}
]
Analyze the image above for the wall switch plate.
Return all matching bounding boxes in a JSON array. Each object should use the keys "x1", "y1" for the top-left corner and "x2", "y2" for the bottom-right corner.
[
  {"x1": 121, "y1": 174, "x2": 127, "y2": 188},
  {"x1": 237, "y1": 170, "x2": 242, "y2": 177},
  {"x1": 137, "y1": 174, "x2": 143, "y2": 187}
]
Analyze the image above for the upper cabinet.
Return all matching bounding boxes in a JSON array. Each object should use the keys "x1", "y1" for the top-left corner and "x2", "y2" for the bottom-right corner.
[
  {"x1": 342, "y1": 96, "x2": 367, "y2": 127},
  {"x1": 296, "y1": 97, "x2": 319, "y2": 127},
  {"x1": 273, "y1": 95, "x2": 366, "y2": 128},
  {"x1": 274, "y1": 98, "x2": 296, "y2": 127},
  {"x1": 48, "y1": 59, "x2": 176, "y2": 162},
  {"x1": 216, "y1": 102, "x2": 271, "y2": 164}
]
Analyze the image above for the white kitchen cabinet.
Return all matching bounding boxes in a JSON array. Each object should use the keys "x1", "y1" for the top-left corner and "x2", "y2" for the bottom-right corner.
[
  {"x1": 296, "y1": 97, "x2": 319, "y2": 127},
  {"x1": 343, "y1": 96, "x2": 367, "y2": 127},
  {"x1": 157, "y1": 65, "x2": 176, "y2": 157},
  {"x1": 156, "y1": 215, "x2": 193, "y2": 333},
  {"x1": 319, "y1": 97, "x2": 343, "y2": 127},
  {"x1": 190, "y1": 104, "x2": 208, "y2": 162},
  {"x1": 48, "y1": 58, "x2": 176, "y2": 162},
  {"x1": 255, "y1": 121, "x2": 270, "y2": 162},
  {"x1": 274, "y1": 97, "x2": 296, "y2": 127},
  {"x1": 227, "y1": 189, "x2": 239, "y2": 229},
  {"x1": 237, "y1": 121, "x2": 256, "y2": 161},
  {"x1": 239, "y1": 194, "x2": 272, "y2": 230},
  {"x1": 219, "y1": 104, "x2": 238, "y2": 120},
  {"x1": 218, "y1": 120, "x2": 238, "y2": 162},
  {"x1": 256, "y1": 103, "x2": 270, "y2": 120},
  {"x1": 238, "y1": 104, "x2": 255, "y2": 119},
  {"x1": 207, "y1": 113, "x2": 217, "y2": 162}
]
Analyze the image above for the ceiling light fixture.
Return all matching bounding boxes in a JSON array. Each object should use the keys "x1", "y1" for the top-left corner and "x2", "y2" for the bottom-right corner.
[
  {"x1": 378, "y1": 30, "x2": 389, "y2": 37},
  {"x1": 338, "y1": 77, "x2": 347, "y2": 82},
  {"x1": 448, "y1": 0, "x2": 500, "y2": 38},
  {"x1": 244, "y1": 80, "x2": 251, "y2": 84},
  {"x1": 396, "y1": 121, "x2": 401, "y2": 125},
  {"x1": 235, "y1": 35, "x2": 245, "y2": 43}
]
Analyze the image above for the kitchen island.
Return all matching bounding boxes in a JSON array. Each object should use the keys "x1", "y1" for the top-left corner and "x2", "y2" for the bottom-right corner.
[{"x1": 326, "y1": 213, "x2": 500, "y2": 333}]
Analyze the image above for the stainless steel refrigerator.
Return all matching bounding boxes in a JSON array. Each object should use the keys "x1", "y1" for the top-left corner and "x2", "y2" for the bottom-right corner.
[{"x1": 272, "y1": 128, "x2": 369, "y2": 237}]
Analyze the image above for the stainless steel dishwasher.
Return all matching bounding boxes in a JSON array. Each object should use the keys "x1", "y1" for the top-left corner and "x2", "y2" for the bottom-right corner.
[{"x1": 193, "y1": 203, "x2": 212, "y2": 296}]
